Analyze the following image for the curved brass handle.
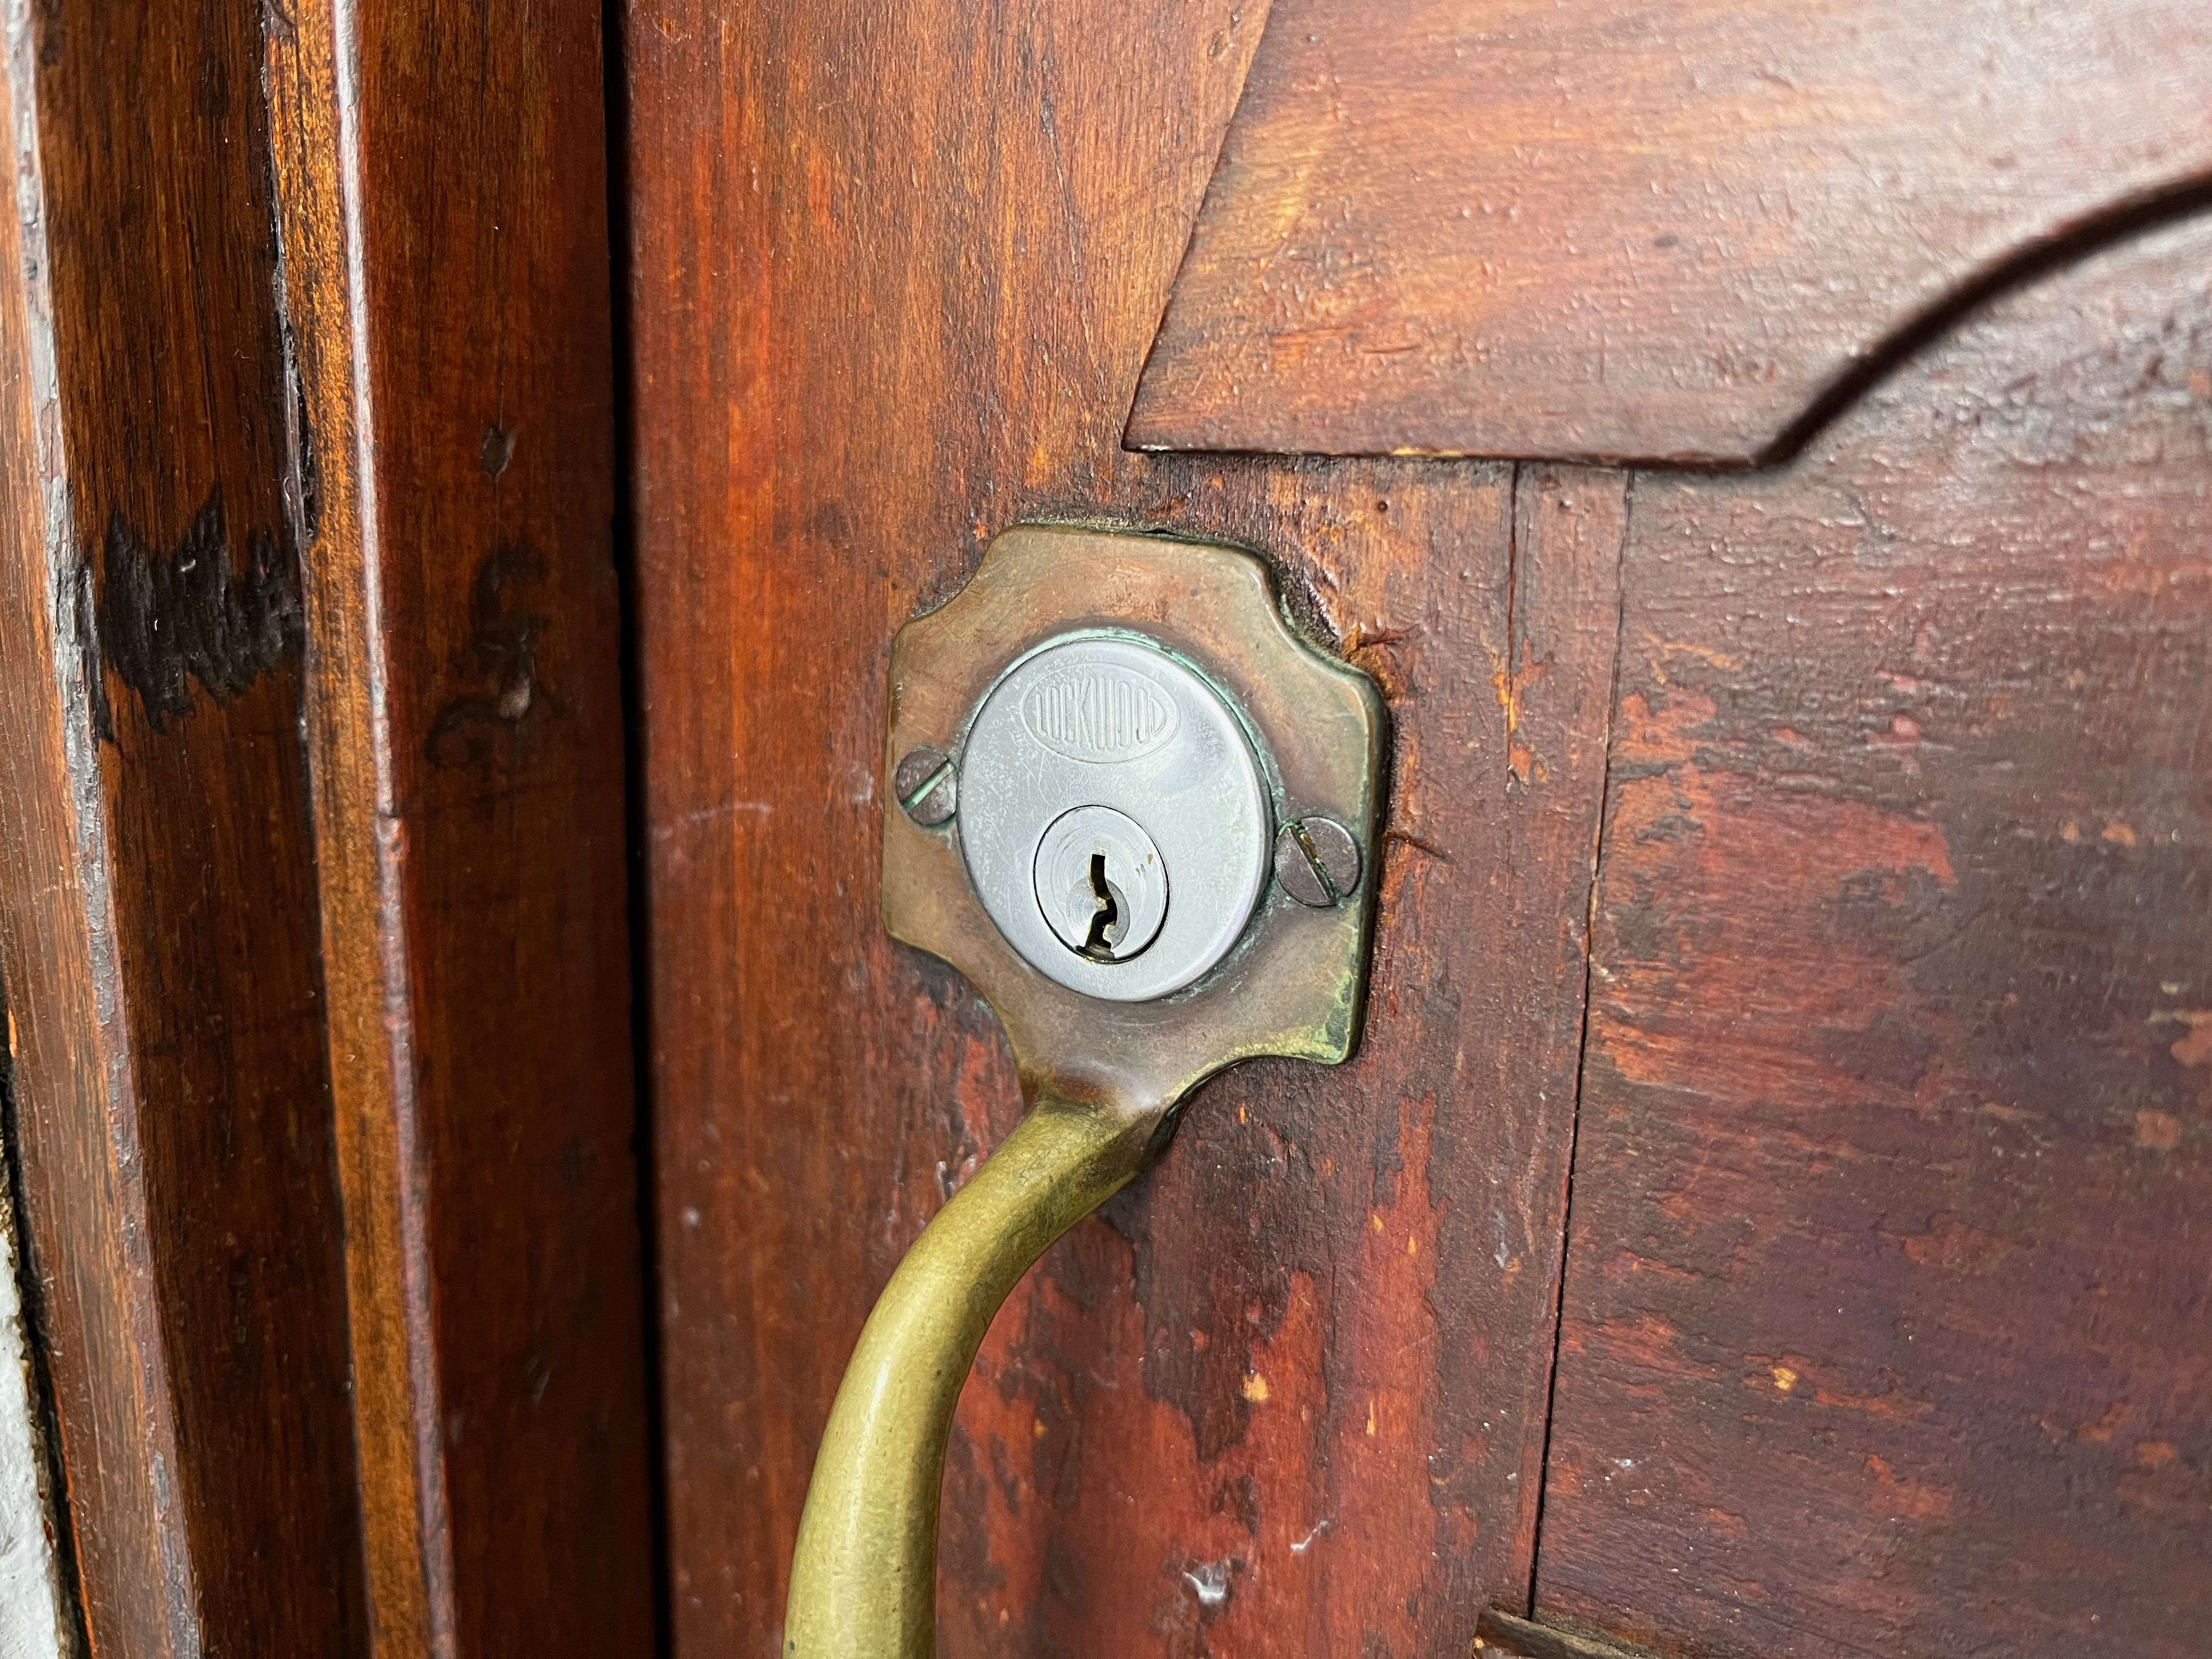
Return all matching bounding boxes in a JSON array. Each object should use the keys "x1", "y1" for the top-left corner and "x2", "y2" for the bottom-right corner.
[
  {"x1": 782, "y1": 1086, "x2": 1166, "y2": 1657},
  {"x1": 797, "y1": 525, "x2": 1385, "y2": 1653}
]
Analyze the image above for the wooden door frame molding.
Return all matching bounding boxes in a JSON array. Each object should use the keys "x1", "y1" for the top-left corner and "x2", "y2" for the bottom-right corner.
[
  {"x1": 0, "y1": 3, "x2": 363, "y2": 1649},
  {"x1": 0, "y1": 2, "x2": 658, "y2": 1654},
  {"x1": 266, "y1": 1, "x2": 659, "y2": 1650}
]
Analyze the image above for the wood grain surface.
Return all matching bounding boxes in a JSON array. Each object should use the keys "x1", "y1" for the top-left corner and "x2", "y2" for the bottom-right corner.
[
  {"x1": 267, "y1": 2, "x2": 658, "y2": 1655},
  {"x1": 1537, "y1": 212, "x2": 2212, "y2": 1657},
  {"x1": 1127, "y1": 0, "x2": 2212, "y2": 465},
  {"x1": 0, "y1": 5, "x2": 364, "y2": 1652},
  {"x1": 621, "y1": 1, "x2": 1627, "y2": 1651},
  {"x1": 1475, "y1": 1606, "x2": 1663, "y2": 1659}
]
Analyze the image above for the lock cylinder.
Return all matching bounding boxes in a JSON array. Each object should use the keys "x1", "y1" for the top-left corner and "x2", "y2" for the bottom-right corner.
[
  {"x1": 955, "y1": 634, "x2": 1271, "y2": 1002},
  {"x1": 1031, "y1": 805, "x2": 1169, "y2": 962}
]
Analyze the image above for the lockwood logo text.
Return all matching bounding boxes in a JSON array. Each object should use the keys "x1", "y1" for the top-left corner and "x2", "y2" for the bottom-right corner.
[{"x1": 1019, "y1": 663, "x2": 1180, "y2": 763}]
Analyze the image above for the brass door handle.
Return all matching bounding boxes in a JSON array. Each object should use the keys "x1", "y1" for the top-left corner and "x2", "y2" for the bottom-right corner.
[
  {"x1": 782, "y1": 525, "x2": 1384, "y2": 1656},
  {"x1": 784, "y1": 1086, "x2": 1162, "y2": 1654}
]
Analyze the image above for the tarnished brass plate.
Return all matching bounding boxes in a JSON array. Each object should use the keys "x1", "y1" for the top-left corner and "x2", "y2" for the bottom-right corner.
[{"x1": 882, "y1": 523, "x2": 1385, "y2": 1116}]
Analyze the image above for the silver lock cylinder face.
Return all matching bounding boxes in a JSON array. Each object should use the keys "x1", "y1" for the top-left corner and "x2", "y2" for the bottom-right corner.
[{"x1": 957, "y1": 635, "x2": 1271, "y2": 1002}]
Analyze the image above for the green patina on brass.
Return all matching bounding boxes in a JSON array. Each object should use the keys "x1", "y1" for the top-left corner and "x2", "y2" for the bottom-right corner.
[{"x1": 784, "y1": 526, "x2": 1384, "y2": 1656}]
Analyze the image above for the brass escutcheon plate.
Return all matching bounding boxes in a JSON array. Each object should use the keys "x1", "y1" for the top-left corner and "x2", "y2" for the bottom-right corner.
[{"x1": 882, "y1": 523, "x2": 1387, "y2": 1116}]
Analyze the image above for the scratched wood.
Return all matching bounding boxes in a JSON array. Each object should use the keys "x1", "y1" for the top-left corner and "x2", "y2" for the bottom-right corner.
[
  {"x1": 1537, "y1": 213, "x2": 2212, "y2": 1657},
  {"x1": 1126, "y1": 0, "x2": 2212, "y2": 465},
  {"x1": 929, "y1": 461, "x2": 1623, "y2": 1657},
  {"x1": 267, "y1": 2, "x2": 659, "y2": 1654},
  {"x1": 621, "y1": 1, "x2": 1624, "y2": 1651},
  {"x1": 0, "y1": 5, "x2": 364, "y2": 1652}
]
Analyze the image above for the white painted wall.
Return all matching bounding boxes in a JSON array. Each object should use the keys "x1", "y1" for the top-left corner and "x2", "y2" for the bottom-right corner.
[{"x1": 0, "y1": 1193, "x2": 67, "y2": 1659}]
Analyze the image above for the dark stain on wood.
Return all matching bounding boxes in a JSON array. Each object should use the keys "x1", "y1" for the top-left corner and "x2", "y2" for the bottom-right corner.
[
  {"x1": 95, "y1": 489, "x2": 303, "y2": 733},
  {"x1": 480, "y1": 422, "x2": 517, "y2": 478},
  {"x1": 0, "y1": 0, "x2": 366, "y2": 1651},
  {"x1": 426, "y1": 543, "x2": 553, "y2": 771}
]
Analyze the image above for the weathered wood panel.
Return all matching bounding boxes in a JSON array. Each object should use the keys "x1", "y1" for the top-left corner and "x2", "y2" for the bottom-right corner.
[
  {"x1": 933, "y1": 460, "x2": 1621, "y2": 1657},
  {"x1": 1127, "y1": 0, "x2": 2212, "y2": 465},
  {"x1": 623, "y1": 2, "x2": 1623, "y2": 1651},
  {"x1": 1540, "y1": 212, "x2": 2212, "y2": 1658},
  {"x1": 267, "y1": 2, "x2": 658, "y2": 1653},
  {"x1": 0, "y1": 4, "x2": 365, "y2": 1651}
]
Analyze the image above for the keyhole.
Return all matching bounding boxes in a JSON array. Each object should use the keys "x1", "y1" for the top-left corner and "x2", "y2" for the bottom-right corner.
[
  {"x1": 1031, "y1": 805, "x2": 1167, "y2": 968},
  {"x1": 1081, "y1": 853, "x2": 1122, "y2": 958}
]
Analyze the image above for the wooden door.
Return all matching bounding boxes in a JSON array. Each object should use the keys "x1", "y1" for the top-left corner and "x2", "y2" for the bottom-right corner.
[
  {"x1": 0, "y1": 2, "x2": 2197, "y2": 1655},
  {"x1": 618, "y1": 2, "x2": 2209, "y2": 1655}
]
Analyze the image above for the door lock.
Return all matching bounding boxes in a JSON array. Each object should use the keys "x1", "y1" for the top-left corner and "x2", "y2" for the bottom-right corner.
[
  {"x1": 788, "y1": 525, "x2": 1385, "y2": 1656},
  {"x1": 951, "y1": 631, "x2": 1273, "y2": 1000}
]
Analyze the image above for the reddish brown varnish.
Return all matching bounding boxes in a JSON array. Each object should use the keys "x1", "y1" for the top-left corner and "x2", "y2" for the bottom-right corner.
[
  {"x1": 269, "y1": 3, "x2": 658, "y2": 1655},
  {"x1": 1540, "y1": 213, "x2": 2212, "y2": 1659},
  {"x1": 1128, "y1": 0, "x2": 2212, "y2": 465},
  {"x1": 0, "y1": 5, "x2": 362, "y2": 1652},
  {"x1": 0, "y1": 2, "x2": 657, "y2": 1656},
  {"x1": 625, "y1": 1, "x2": 1620, "y2": 1651},
  {"x1": 625, "y1": 3, "x2": 2210, "y2": 1655},
  {"x1": 1, "y1": 1, "x2": 2203, "y2": 1656}
]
